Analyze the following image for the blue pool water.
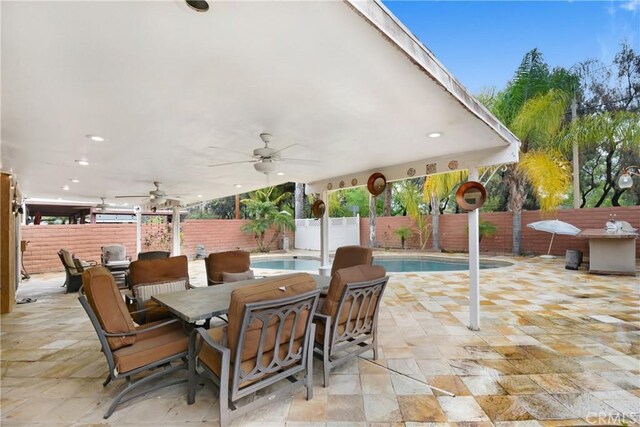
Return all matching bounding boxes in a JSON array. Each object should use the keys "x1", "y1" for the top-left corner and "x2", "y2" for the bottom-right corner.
[{"x1": 251, "y1": 257, "x2": 507, "y2": 272}]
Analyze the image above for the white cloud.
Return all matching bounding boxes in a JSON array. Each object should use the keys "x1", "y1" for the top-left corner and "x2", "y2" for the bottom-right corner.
[{"x1": 620, "y1": 0, "x2": 640, "y2": 12}]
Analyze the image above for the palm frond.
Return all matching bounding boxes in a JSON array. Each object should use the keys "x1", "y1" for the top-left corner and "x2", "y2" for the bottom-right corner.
[
  {"x1": 423, "y1": 171, "x2": 469, "y2": 200},
  {"x1": 518, "y1": 150, "x2": 571, "y2": 211},
  {"x1": 511, "y1": 89, "x2": 570, "y2": 149},
  {"x1": 556, "y1": 111, "x2": 640, "y2": 152}
]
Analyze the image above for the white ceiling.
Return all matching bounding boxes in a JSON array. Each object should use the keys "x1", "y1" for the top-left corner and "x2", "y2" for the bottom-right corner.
[{"x1": 1, "y1": 0, "x2": 518, "y2": 207}]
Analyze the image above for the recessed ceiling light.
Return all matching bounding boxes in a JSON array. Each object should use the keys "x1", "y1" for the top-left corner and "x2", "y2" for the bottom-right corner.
[
  {"x1": 186, "y1": 0, "x2": 209, "y2": 12},
  {"x1": 197, "y1": 194, "x2": 203, "y2": 198},
  {"x1": 428, "y1": 132, "x2": 443, "y2": 138},
  {"x1": 75, "y1": 159, "x2": 89, "y2": 166},
  {"x1": 86, "y1": 134, "x2": 105, "y2": 142},
  {"x1": 70, "y1": 179, "x2": 80, "y2": 183},
  {"x1": 234, "y1": 184, "x2": 242, "y2": 188},
  {"x1": 122, "y1": 203, "x2": 128, "y2": 206},
  {"x1": 62, "y1": 185, "x2": 70, "y2": 191},
  {"x1": 276, "y1": 172, "x2": 285, "y2": 176},
  {"x1": 57, "y1": 197, "x2": 63, "y2": 200}
]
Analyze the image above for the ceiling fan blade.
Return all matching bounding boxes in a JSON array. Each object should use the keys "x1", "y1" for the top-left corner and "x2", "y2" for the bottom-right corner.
[
  {"x1": 279, "y1": 157, "x2": 323, "y2": 163},
  {"x1": 208, "y1": 160, "x2": 256, "y2": 167},
  {"x1": 270, "y1": 144, "x2": 297, "y2": 156},
  {"x1": 208, "y1": 146, "x2": 255, "y2": 159},
  {"x1": 115, "y1": 195, "x2": 148, "y2": 198}
]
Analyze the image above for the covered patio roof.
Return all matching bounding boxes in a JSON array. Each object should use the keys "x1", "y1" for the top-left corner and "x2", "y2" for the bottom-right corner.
[{"x1": 1, "y1": 0, "x2": 518, "y2": 203}]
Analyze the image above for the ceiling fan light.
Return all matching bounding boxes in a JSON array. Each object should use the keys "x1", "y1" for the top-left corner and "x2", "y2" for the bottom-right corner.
[{"x1": 254, "y1": 161, "x2": 276, "y2": 174}]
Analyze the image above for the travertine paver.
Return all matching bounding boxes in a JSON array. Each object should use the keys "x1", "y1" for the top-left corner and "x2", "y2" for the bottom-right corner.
[{"x1": 1, "y1": 252, "x2": 638, "y2": 426}]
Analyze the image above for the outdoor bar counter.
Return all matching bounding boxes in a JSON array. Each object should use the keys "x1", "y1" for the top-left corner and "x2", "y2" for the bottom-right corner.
[{"x1": 579, "y1": 229, "x2": 638, "y2": 276}]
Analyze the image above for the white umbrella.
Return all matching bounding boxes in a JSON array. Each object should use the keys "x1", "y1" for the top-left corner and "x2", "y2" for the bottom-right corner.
[{"x1": 527, "y1": 220, "x2": 581, "y2": 258}]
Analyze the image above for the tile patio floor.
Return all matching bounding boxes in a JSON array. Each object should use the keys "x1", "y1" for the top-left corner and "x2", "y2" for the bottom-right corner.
[{"x1": 1, "y1": 253, "x2": 639, "y2": 426}]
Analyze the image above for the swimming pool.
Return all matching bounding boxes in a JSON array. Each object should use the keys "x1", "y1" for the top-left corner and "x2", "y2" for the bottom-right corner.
[{"x1": 251, "y1": 257, "x2": 510, "y2": 272}]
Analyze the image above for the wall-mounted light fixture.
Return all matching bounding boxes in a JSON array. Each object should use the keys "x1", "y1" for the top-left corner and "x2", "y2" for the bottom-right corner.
[{"x1": 618, "y1": 166, "x2": 640, "y2": 189}]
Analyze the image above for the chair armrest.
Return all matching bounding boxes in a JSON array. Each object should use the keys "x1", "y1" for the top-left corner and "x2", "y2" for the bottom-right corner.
[
  {"x1": 313, "y1": 313, "x2": 332, "y2": 348},
  {"x1": 103, "y1": 318, "x2": 180, "y2": 337},
  {"x1": 314, "y1": 312, "x2": 331, "y2": 322},
  {"x1": 191, "y1": 327, "x2": 230, "y2": 358}
]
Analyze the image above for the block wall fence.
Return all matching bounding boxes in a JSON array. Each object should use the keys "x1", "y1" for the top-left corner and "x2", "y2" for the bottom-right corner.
[
  {"x1": 360, "y1": 206, "x2": 640, "y2": 257},
  {"x1": 21, "y1": 206, "x2": 639, "y2": 274},
  {"x1": 21, "y1": 220, "x2": 292, "y2": 274}
]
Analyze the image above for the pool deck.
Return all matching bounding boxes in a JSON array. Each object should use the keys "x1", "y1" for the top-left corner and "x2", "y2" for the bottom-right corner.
[{"x1": 1, "y1": 252, "x2": 639, "y2": 426}]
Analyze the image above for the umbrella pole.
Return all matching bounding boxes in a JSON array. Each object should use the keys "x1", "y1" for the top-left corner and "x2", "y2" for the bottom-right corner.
[{"x1": 547, "y1": 233, "x2": 555, "y2": 255}]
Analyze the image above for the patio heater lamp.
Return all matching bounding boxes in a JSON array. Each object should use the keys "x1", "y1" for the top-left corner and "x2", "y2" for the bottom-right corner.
[{"x1": 618, "y1": 166, "x2": 640, "y2": 189}]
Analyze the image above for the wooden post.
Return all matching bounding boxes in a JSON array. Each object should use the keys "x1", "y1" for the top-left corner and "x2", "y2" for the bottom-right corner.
[
  {"x1": 1, "y1": 173, "x2": 17, "y2": 313},
  {"x1": 235, "y1": 194, "x2": 240, "y2": 220}
]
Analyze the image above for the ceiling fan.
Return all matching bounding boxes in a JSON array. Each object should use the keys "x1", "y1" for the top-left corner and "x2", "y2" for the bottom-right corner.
[
  {"x1": 208, "y1": 133, "x2": 319, "y2": 174},
  {"x1": 95, "y1": 197, "x2": 109, "y2": 212},
  {"x1": 115, "y1": 182, "x2": 181, "y2": 206}
]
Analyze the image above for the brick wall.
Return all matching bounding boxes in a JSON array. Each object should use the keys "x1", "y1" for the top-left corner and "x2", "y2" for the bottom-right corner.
[
  {"x1": 360, "y1": 206, "x2": 640, "y2": 256},
  {"x1": 21, "y1": 206, "x2": 640, "y2": 274},
  {"x1": 22, "y1": 220, "x2": 294, "y2": 274}
]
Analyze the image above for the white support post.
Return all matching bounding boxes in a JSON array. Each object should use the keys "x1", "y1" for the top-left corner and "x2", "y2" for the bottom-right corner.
[
  {"x1": 468, "y1": 168, "x2": 480, "y2": 331},
  {"x1": 171, "y1": 206, "x2": 181, "y2": 256},
  {"x1": 319, "y1": 192, "x2": 330, "y2": 276},
  {"x1": 135, "y1": 211, "x2": 142, "y2": 256}
]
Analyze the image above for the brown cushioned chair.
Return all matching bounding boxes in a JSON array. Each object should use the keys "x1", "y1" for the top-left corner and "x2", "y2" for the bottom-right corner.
[
  {"x1": 188, "y1": 273, "x2": 320, "y2": 427},
  {"x1": 137, "y1": 250, "x2": 171, "y2": 260},
  {"x1": 78, "y1": 266, "x2": 189, "y2": 419},
  {"x1": 205, "y1": 250, "x2": 251, "y2": 286},
  {"x1": 314, "y1": 264, "x2": 388, "y2": 387},
  {"x1": 127, "y1": 255, "x2": 191, "y2": 324},
  {"x1": 330, "y1": 245, "x2": 373, "y2": 276}
]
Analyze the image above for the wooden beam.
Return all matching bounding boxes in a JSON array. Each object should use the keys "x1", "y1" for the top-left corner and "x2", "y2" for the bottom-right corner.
[{"x1": 1, "y1": 173, "x2": 16, "y2": 313}]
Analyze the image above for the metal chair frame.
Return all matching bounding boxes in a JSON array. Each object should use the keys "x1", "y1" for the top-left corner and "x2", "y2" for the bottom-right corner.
[
  {"x1": 188, "y1": 289, "x2": 320, "y2": 427},
  {"x1": 314, "y1": 276, "x2": 388, "y2": 387},
  {"x1": 78, "y1": 286, "x2": 188, "y2": 418}
]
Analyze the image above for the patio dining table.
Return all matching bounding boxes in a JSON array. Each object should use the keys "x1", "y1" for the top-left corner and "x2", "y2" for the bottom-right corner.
[{"x1": 152, "y1": 273, "x2": 331, "y2": 323}]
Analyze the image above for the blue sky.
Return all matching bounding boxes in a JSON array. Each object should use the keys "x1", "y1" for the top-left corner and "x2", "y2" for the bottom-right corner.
[{"x1": 383, "y1": 1, "x2": 640, "y2": 94}]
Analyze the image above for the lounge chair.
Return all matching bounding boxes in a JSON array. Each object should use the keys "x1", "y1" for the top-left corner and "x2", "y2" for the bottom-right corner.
[
  {"x1": 314, "y1": 264, "x2": 388, "y2": 387},
  {"x1": 78, "y1": 266, "x2": 188, "y2": 418},
  {"x1": 58, "y1": 249, "x2": 96, "y2": 293},
  {"x1": 188, "y1": 273, "x2": 320, "y2": 427}
]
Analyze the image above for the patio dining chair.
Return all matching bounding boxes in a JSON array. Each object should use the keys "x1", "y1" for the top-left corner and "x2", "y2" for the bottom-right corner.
[
  {"x1": 57, "y1": 248, "x2": 96, "y2": 293},
  {"x1": 188, "y1": 273, "x2": 320, "y2": 427},
  {"x1": 314, "y1": 264, "x2": 388, "y2": 387},
  {"x1": 204, "y1": 250, "x2": 253, "y2": 286},
  {"x1": 137, "y1": 250, "x2": 171, "y2": 260},
  {"x1": 127, "y1": 255, "x2": 191, "y2": 324},
  {"x1": 330, "y1": 245, "x2": 373, "y2": 276},
  {"x1": 101, "y1": 244, "x2": 131, "y2": 286},
  {"x1": 78, "y1": 266, "x2": 189, "y2": 419}
]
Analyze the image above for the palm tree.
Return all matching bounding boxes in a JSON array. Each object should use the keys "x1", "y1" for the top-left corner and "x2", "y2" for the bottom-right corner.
[
  {"x1": 241, "y1": 186, "x2": 295, "y2": 252},
  {"x1": 423, "y1": 171, "x2": 468, "y2": 250},
  {"x1": 395, "y1": 180, "x2": 431, "y2": 250},
  {"x1": 489, "y1": 50, "x2": 576, "y2": 255}
]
